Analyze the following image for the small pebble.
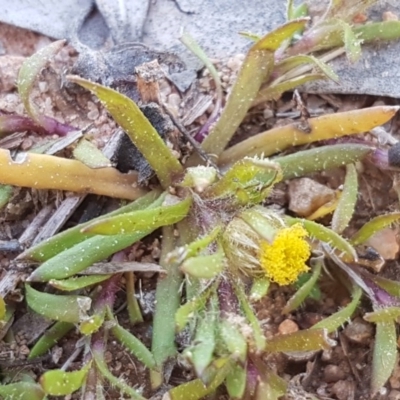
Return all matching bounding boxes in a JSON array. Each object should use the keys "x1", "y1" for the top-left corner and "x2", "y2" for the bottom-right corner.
[
  {"x1": 330, "y1": 380, "x2": 356, "y2": 400},
  {"x1": 278, "y1": 319, "x2": 299, "y2": 335},
  {"x1": 383, "y1": 11, "x2": 399, "y2": 21},
  {"x1": 288, "y1": 177, "x2": 336, "y2": 217},
  {"x1": 343, "y1": 317, "x2": 373, "y2": 345},
  {"x1": 324, "y1": 364, "x2": 346, "y2": 383},
  {"x1": 366, "y1": 227, "x2": 400, "y2": 260},
  {"x1": 389, "y1": 390, "x2": 400, "y2": 400}
]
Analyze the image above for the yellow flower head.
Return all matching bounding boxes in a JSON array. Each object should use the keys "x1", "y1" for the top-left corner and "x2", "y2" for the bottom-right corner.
[{"x1": 259, "y1": 224, "x2": 310, "y2": 286}]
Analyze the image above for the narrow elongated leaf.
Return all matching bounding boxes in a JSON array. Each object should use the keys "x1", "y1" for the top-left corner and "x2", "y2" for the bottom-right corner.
[
  {"x1": 312, "y1": 286, "x2": 362, "y2": 333},
  {"x1": 68, "y1": 76, "x2": 183, "y2": 188},
  {"x1": 204, "y1": 158, "x2": 282, "y2": 206},
  {"x1": 167, "y1": 359, "x2": 231, "y2": 400},
  {"x1": 0, "y1": 149, "x2": 144, "y2": 200},
  {"x1": 110, "y1": 322, "x2": 156, "y2": 369},
  {"x1": 175, "y1": 286, "x2": 214, "y2": 332},
  {"x1": 364, "y1": 307, "x2": 400, "y2": 323},
  {"x1": 255, "y1": 73, "x2": 326, "y2": 104},
  {"x1": 28, "y1": 231, "x2": 151, "y2": 282},
  {"x1": 265, "y1": 328, "x2": 334, "y2": 353},
  {"x1": 226, "y1": 364, "x2": 246, "y2": 399},
  {"x1": 219, "y1": 106, "x2": 399, "y2": 166},
  {"x1": 374, "y1": 276, "x2": 400, "y2": 298},
  {"x1": 331, "y1": 164, "x2": 358, "y2": 233},
  {"x1": 79, "y1": 313, "x2": 104, "y2": 335},
  {"x1": 0, "y1": 296, "x2": 5, "y2": 320},
  {"x1": 274, "y1": 54, "x2": 339, "y2": 81},
  {"x1": 186, "y1": 309, "x2": 216, "y2": 377},
  {"x1": 0, "y1": 382, "x2": 45, "y2": 400},
  {"x1": 20, "y1": 189, "x2": 163, "y2": 262},
  {"x1": 371, "y1": 321, "x2": 397, "y2": 396},
  {"x1": 82, "y1": 195, "x2": 191, "y2": 235},
  {"x1": 286, "y1": 217, "x2": 357, "y2": 260},
  {"x1": 350, "y1": 213, "x2": 400, "y2": 245},
  {"x1": 93, "y1": 343, "x2": 146, "y2": 400},
  {"x1": 25, "y1": 285, "x2": 91, "y2": 323},
  {"x1": 234, "y1": 282, "x2": 266, "y2": 351},
  {"x1": 40, "y1": 363, "x2": 91, "y2": 395},
  {"x1": 249, "y1": 277, "x2": 270, "y2": 302},
  {"x1": 276, "y1": 144, "x2": 373, "y2": 180},
  {"x1": 49, "y1": 275, "x2": 111, "y2": 291},
  {"x1": 194, "y1": 19, "x2": 308, "y2": 162},
  {"x1": 17, "y1": 40, "x2": 73, "y2": 136},
  {"x1": 0, "y1": 185, "x2": 12, "y2": 209},
  {"x1": 181, "y1": 251, "x2": 225, "y2": 279},
  {"x1": 283, "y1": 256, "x2": 322, "y2": 314},
  {"x1": 29, "y1": 321, "x2": 74, "y2": 359},
  {"x1": 342, "y1": 21, "x2": 362, "y2": 62},
  {"x1": 355, "y1": 21, "x2": 400, "y2": 42},
  {"x1": 220, "y1": 320, "x2": 247, "y2": 362},
  {"x1": 73, "y1": 138, "x2": 112, "y2": 168}
]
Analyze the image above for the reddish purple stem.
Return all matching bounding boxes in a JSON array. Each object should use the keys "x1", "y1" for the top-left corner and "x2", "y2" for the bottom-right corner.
[{"x1": 0, "y1": 113, "x2": 76, "y2": 137}]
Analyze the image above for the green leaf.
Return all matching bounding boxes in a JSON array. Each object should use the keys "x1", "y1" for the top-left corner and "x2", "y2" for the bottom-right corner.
[
  {"x1": 29, "y1": 321, "x2": 74, "y2": 359},
  {"x1": 355, "y1": 21, "x2": 400, "y2": 42},
  {"x1": 226, "y1": 364, "x2": 246, "y2": 399},
  {"x1": 286, "y1": 217, "x2": 357, "y2": 260},
  {"x1": 219, "y1": 107, "x2": 397, "y2": 166},
  {"x1": 181, "y1": 251, "x2": 225, "y2": 279},
  {"x1": 265, "y1": 328, "x2": 333, "y2": 353},
  {"x1": 256, "y1": 73, "x2": 326, "y2": 103},
  {"x1": 219, "y1": 320, "x2": 247, "y2": 362},
  {"x1": 350, "y1": 213, "x2": 400, "y2": 246},
  {"x1": 249, "y1": 277, "x2": 270, "y2": 302},
  {"x1": 0, "y1": 185, "x2": 12, "y2": 209},
  {"x1": 25, "y1": 285, "x2": 91, "y2": 323},
  {"x1": 185, "y1": 309, "x2": 216, "y2": 377},
  {"x1": 283, "y1": 256, "x2": 322, "y2": 314},
  {"x1": 0, "y1": 382, "x2": 45, "y2": 400},
  {"x1": 28, "y1": 231, "x2": 150, "y2": 282},
  {"x1": 331, "y1": 164, "x2": 358, "y2": 234},
  {"x1": 204, "y1": 158, "x2": 282, "y2": 206},
  {"x1": 371, "y1": 320, "x2": 397, "y2": 396},
  {"x1": 79, "y1": 313, "x2": 104, "y2": 335},
  {"x1": 110, "y1": 321, "x2": 156, "y2": 369},
  {"x1": 196, "y1": 19, "x2": 309, "y2": 162},
  {"x1": 312, "y1": 286, "x2": 362, "y2": 333},
  {"x1": 40, "y1": 362, "x2": 91, "y2": 395},
  {"x1": 364, "y1": 307, "x2": 400, "y2": 323},
  {"x1": 68, "y1": 76, "x2": 183, "y2": 188},
  {"x1": 276, "y1": 144, "x2": 372, "y2": 180},
  {"x1": 274, "y1": 54, "x2": 339, "y2": 81},
  {"x1": 17, "y1": 40, "x2": 65, "y2": 126},
  {"x1": 20, "y1": 189, "x2": 163, "y2": 262},
  {"x1": 255, "y1": 368, "x2": 287, "y2": 400},
  {"x1": 73, "y1": 138, "x2": 112, "y2": 168},
  {"x1": 374, "y1": 276, "x2": 400, "y2": 298},
  {"x1": 167, "y1": 358, "x2": 231, "y2": 400},
  {"x1": 234, "y1": 282, "x2": 266, "y2": 351},
  {"x1": 253, "y1": 19, "x2": 309, "y2": 51},
  {"x1": 82, "y1": 195, "x2": 192, "y2": 235},
  {"x1": 49, "y1": 275, "x2": 111, "y2": 291},
  {"x1": 0, "y1": 295, "x2": 5, "y2": 320},
  {"x1": 168, "y1": 226, "x2": 222, "y2": 265},
  {"x1": 342, "y1": 21, "x2": 362, "y2": 62},
  {"x1": 175, "y1": 286, "x2": 214, "y2": 332}
]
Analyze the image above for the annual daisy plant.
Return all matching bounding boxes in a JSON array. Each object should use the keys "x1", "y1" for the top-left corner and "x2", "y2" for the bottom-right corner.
[{"x1": 2, "y1": 1, "x2": 400, "y2": 399}]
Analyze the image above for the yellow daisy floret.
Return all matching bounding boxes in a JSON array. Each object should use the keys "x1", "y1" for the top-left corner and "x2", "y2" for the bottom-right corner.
[{"x1": 259, "y1": 224, "x2": 310, "y2": 286}]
